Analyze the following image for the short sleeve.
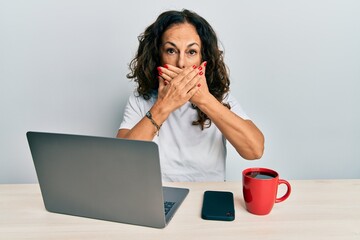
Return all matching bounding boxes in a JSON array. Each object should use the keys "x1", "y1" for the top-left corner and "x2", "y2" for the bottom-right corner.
[
  {"x1": 223, "y1": 92, "x2": 251, "y2": 120},
  {"x1": 119, "y1": 93, "x2": 145, "y2": 130}
]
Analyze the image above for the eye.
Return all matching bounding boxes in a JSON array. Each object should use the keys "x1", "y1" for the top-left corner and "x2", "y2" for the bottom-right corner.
[
  {"x1": 188, "y1": 49, "x2": 197, "y2": 56},
  {"x1": 166, "y1": 48, "x2": 177, "y2": 54}
]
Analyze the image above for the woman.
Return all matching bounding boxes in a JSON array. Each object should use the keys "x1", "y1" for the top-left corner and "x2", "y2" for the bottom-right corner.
[{"x1": 117, "y1": 9, "x2": 264, "y2": 181}]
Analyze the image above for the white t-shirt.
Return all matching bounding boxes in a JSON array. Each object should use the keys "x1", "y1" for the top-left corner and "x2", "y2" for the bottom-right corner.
[{"x1": 119, "y1": 91, "x2": 250, "y2": 182}]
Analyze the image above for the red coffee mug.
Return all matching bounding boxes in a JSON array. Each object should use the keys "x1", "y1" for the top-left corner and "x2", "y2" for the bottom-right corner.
[{"x1": 242, "y1": 168, "x2": 291, "y2": 215}]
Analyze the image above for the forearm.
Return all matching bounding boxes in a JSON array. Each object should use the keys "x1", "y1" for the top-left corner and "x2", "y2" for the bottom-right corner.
[
  {"x1": 117, "y1": 118, "x2": 158, "y2": 140},
  {"x1": 117, "y1": 99, "x2": 170, "y2": 140},
  {"x1": 197, "y1": 95, "x2": 265, "y2": 160}
]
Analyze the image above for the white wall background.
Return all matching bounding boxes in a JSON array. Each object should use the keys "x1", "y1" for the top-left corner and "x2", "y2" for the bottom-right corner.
[{"x1": 1, "y1": 0, "x2": 359, "y2": 183}]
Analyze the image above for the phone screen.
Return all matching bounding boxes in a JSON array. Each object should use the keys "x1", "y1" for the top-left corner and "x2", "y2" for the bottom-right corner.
[{"x1": 201, "y1": 191, "x2": 235, "y2": 221}]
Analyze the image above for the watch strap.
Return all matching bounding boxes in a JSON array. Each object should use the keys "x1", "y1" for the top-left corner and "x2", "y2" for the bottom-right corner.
[{"x1": 145, "y1": 111, "x2": 162, "y2": 136}]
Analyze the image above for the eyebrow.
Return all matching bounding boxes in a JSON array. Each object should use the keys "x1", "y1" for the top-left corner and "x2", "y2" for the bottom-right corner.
[{"x1": 162, "y1": 41, "x2": 200, "y2": 48}]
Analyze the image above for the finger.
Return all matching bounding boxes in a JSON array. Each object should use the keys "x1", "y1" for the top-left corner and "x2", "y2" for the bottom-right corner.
[
  {"x1": 196, "y1": 61, "x2": 207, "y2": 88},
  {"x1": 157, "y1": 67, "x2": 173, "y2": 84},
  {"x1": 183, "y1": 65, "x2": 202, "y2": 84},
  {"x1": 158, "y1": 71, "x2": 173, "y2": 82},
  {"x1": 171, "y1": 65, "x2": 198, "y2": 85},
  {"x1": 197, "y1": 61, "x2": 207, "y2": 73},
  {"x1": 158, "y1": 76, "x2": 169, "y2": 90},
  {"x1": 184, "y1": 71, "x2": 202, "y2": 93},
  {"x1": 186, "y1": 78, "x2": 202, "y2": 97},
  {"x1": 164, "y1": 64, "x2": 183, "y2": 74},
  {"x1": 158, "y1": 66, "x2": 179, "y2": 79}
]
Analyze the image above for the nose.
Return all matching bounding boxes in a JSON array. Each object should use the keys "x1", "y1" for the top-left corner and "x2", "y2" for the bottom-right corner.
[{"x1": 176, "y1": 53, "x2": 186, "y2": 69}]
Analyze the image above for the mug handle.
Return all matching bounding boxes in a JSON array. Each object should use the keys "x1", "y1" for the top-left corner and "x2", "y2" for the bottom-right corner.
[{"x1": 275, "y1": 179, "x2": 291, "y2": 203}]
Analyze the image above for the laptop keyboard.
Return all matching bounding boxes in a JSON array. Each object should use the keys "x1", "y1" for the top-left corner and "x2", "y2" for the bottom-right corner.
[{"x1": 164, "y1": 201, "x2": 176, "y2": 215}]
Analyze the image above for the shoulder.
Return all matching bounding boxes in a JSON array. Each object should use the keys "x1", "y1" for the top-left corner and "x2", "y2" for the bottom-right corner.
[
  {"x1": 222, "y1": 92, "x2": 238, "y2": 105},
  {"x1": 222, "y1": 92, "x2": 251, "y2": 120},
  {"x1": 127, "y1": 90, "x2": 157, "y2": 106}
]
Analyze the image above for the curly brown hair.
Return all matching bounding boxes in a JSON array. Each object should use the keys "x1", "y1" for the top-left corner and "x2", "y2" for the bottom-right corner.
[{"x1": 127, "y1": 9, "x2": 230, "y2": 129}]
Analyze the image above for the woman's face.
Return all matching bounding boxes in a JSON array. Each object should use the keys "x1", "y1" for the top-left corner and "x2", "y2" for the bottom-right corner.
[{"x1": 160, "y1": 23, "x2": 202, "y2": 68}]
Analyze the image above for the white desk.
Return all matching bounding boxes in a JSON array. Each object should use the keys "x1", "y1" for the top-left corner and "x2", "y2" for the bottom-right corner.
[{"x1": 1, "y1": 180, "x2": 359, "y2": 239}]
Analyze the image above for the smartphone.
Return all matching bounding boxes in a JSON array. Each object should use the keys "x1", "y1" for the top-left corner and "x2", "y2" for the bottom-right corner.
[{"x1": 201, "y1": 190, "x2": 235, "y2": 221}]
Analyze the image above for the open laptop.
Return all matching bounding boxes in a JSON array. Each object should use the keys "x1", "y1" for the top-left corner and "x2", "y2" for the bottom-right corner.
[{"x1": 26, "y1": 131, "x2": 189, "y2": 228}]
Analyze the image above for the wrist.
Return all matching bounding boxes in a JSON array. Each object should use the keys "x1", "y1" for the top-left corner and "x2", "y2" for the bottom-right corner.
[
  {"x1": 194, "y1": 94, "x2": 217, "y2": 114},
  {"x1": 145, "y1": 111, "x2": 162, "y2": 136},
  {"x1": 149, "y1": 99, "x2": 171, "y2": 125}
]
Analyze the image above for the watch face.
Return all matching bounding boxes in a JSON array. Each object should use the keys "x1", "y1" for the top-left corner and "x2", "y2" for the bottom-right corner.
[{"x1": 146, "y1": 111, "x2": 151, "y2": 118}]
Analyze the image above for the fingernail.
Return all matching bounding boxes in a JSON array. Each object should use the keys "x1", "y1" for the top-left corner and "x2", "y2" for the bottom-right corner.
[
  {"x1": 164, "y1": 64, "x2": 169, "y2": 69},
  {"x1": 197, "y1": 83, "x2": 201, "y2": 87},
  {"x1": 198, "y1": 66, "x2": 202, "y2": 70},
  {"x1": 157, "y1": 67, "x2": 161, "y2": 71},
  {"x1": 192, "y1": 65, "x2": 197, "y2": 69},
  {"x1": 204, "y1": 61, "x2": 207, "y2": 66},
  {"x1": 199, "y1": 71, "x2": 203, "y2": 75}
]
